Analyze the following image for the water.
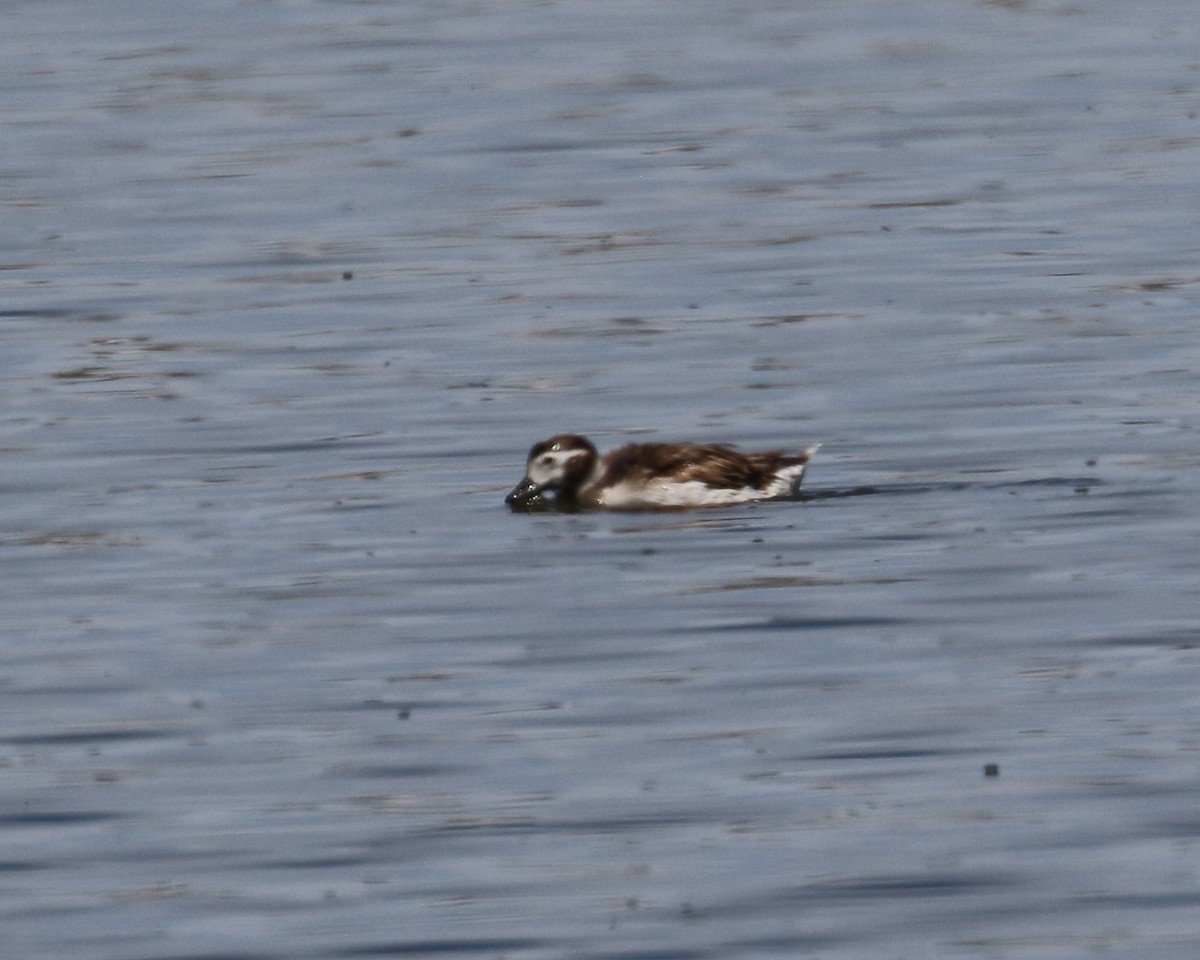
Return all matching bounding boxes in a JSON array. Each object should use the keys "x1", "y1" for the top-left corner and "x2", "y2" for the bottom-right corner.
[{"x1": 2, "y1": 1, "x2": 1200, "y2": 957}]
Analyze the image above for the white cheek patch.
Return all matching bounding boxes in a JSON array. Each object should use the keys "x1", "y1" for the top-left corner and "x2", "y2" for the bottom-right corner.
[{"x1": 527, "y1": 450, "x2": 587, "y2": 486}]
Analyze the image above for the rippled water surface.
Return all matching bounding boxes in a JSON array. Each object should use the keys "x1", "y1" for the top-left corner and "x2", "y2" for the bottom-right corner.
[{"x1": 3, "y1": 1, "x2": 1200, "y2": 958}]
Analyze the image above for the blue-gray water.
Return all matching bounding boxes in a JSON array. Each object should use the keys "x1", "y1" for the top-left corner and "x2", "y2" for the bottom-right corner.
[{"x1": 3, "y1": 1, "x2": 1200, "y2": 958}]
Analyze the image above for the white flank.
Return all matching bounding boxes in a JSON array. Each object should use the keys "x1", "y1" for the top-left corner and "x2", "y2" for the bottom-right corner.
[
  {"x1": 595, "y1": 480, "x2": 739, "y2": 508},
  {"x1": 592, "y1": 443, "x2": 819, "y2": 508},
  {"x1": 761, "y1": 444, "x2": 820, "y2": 498}
]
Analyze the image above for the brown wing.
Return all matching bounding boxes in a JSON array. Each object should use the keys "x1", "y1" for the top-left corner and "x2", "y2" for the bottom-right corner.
[{"x1": 601, "y1": 443, "x2": 809, "y2": 492}]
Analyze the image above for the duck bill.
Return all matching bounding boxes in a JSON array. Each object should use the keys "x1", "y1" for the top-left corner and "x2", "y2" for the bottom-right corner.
[{"x1": 505, "y1": 477, "x2": 544, "y2": 505}]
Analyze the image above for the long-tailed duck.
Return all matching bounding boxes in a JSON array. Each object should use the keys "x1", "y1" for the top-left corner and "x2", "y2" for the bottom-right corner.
[{"x1": 506, "y1": 434, "x2": 819, "y2": 510}]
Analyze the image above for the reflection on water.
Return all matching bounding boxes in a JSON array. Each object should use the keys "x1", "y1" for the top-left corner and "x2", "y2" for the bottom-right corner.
[{"x1": 3, "y1": 0, "x2": 1200, "y2": 958}]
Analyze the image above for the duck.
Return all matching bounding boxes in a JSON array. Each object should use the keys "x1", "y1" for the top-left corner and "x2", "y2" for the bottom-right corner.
[{"x1": 505, "y1": 434, "x2": 819, "y2": 510}]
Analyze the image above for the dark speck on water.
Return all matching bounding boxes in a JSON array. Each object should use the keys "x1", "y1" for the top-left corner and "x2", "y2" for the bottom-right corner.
[{"x1": 3, "y1": 1, "x2": 1200, "y2": 958}]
